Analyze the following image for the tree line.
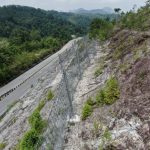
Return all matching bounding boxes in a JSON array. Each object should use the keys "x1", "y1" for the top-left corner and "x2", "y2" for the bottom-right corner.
[{"x1": 0, "y1": 5, "x2": 92, "y2": 86}]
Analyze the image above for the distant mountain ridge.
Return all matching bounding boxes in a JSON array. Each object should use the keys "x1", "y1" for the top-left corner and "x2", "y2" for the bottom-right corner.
[{"x1": 71, "y1": 7, "x2": 114, "y2": 14}]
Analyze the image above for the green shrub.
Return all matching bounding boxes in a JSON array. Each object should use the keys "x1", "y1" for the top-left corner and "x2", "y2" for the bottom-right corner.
[
  {"x1": 20, "y1": 129, "x2": 40, "y2": 150},
  {"x1": 104, "y1": 77, "x2": 120, "y2": 105},
  {"x1": 36, "y1": 100, "x2": 46, "y2": 112},
  {"x1": 89, "y1": 18, "x2": 114, "y2": 41},
  {"x1": 0, "y1": 143, "x2": 6, "y2": 150},
  {"x1": 20, "y1": 98, "x2": 48, "y2": 150},
  {"x1": 96, "y1": 77, "x2": 120, "y2": 105},
  {"x1": 82, "y1": 103, "x2": 93, "y2": 120},
  {"x1": 86, "y1": 97, "x2": 95, "y2": 106},
  {"x1": 96, "y1": 89, "x2": 105, "y2": 105},
  {"x1": 103, "y1": 128, "x2": 112, "y2": 141},
  {"x1": 99, "y1": 128, "x2": 112, "y2": 150},
  {"x1": 47, "y1": 90, "x2": 54, "y2": 101},
  {"x1": 28, "y1": 110, "x2": 45, "y2": 133},
  {"x1": 119, "y1": 6, "x2": 150, "y2": 31}
]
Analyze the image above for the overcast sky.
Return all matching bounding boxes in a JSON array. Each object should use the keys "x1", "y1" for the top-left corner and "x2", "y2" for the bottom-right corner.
[{"x1": 0, "y1": 0, "x2": 146, "y2": 12}]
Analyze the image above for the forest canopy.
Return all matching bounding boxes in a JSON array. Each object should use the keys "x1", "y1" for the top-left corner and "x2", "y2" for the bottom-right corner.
[{"x1": 0, "y1": 5, "x2": 92, "y2": 86}]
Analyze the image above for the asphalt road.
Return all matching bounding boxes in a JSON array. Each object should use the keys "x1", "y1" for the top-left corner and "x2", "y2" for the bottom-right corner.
[{"x1": 0, "y1": 38, "x2": 80, "y2": 116}]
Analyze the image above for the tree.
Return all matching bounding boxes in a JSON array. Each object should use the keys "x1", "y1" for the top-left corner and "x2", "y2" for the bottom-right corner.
[
  {"x1": 132, "y1": 4, "x2": 137, "y2": 12},
  {"x1": 114, "y1": 8, "x2": 121, "y2": 22},
  {"x1": 146, "y1": 0, "x2": 150, "y2": 6},
  {"x1": 89, "y1": 18, "x2": 113, "y2": 41},
  {"x1": 114, "y1": 8, "x2": 121, "y2": 13}
]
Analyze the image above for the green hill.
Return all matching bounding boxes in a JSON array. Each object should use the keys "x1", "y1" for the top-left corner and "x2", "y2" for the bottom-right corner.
[{"x1": 0, "y1": 5, "x2": 91, "y2": 86}]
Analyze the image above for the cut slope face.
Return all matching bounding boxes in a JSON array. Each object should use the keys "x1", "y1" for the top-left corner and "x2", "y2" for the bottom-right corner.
[
  {"x1": 108, "y1": 29, "x2": 150, "y2": 149},
  {"x1": 116, "y1": 58, "x2": 150, "y2": 149},
  {"x1": 63, "y1": 29, "x2": 150, "y2": 150}
]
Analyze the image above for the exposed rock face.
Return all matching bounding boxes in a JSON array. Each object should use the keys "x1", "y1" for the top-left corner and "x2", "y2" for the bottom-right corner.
[
  {"x1": 105, "y1": 30, "x2": 150, "y2": 150},
  {"x1": 64, "y1": 30, "x2": 150, "y2": 150},
  {"x1": 113, "y1": 58, "x2": 150, "y2": 149},
  {"x1": 0, "y1": 69, "x2": 58, "y2": 149}
]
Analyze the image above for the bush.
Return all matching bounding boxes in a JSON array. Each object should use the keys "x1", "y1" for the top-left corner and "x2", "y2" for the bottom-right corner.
[
  {"x1": 96, "y1": 77, "x2": 120, "y2": 105},
  {"x1": 36, "y1": 100, "x2": 46, "y2": 112},
  {"x1": 119, "y1": 6, "x2": 150, "y2": 31},
  {"x1": 47, "y1": 90, "x2": 54, "y2": 101},
  {"x1": 104, "y1": 77, "x2": 120, "y2": 105},
  {"x1": 28, "y1": 110, "x2": 45, "y2": 133},
  {"x1": 96, "y1": 89, "x2": 105, "y2": 105},
  {"x1": 86, "y1": 97, "x2": 95, "y2": 106},
  {"x1": 20, "y1": 99, "x2": 48, "y2": 150},
  {"x1": 82, "y1": 103, "x2": 93, "y2": 120},
  {"x1": 103, "y1": 128, "x2": 112, "y2": 141},
  {"x1": 89, "y1": 18, "x2": 113, "y2": 41},
  {"x1": 20, "y1": 129, "x2": 40, "y2": 150},
  {"x1": 99, "y1": 128, "x2": 112, "y2": 150}
]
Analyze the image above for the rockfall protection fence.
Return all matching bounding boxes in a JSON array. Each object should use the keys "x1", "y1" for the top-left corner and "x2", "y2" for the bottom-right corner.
[{"x1": 40, "y1": 37, "x2": 98, "y2": 150}]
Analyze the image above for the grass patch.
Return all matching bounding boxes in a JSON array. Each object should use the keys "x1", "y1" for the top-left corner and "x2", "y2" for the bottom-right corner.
[
  {"x1": 0, "y1": 143, "x2": 6, "y2": 150},
  {"x1": 20, "y1": 129, "x2": 41, "y2": 150},
  {"x1": 112, "y1": 47, "x2": 123, "y2": 60},
  {"x1": 96, "y1": 77, "x2": 120, "y2": 105},
  {"x1": 29, "y1": 110, "x2": 46, "y2": 133},
  {"x1": 104, "y1": 77, "x2": 120, "y2": 105},
  {"x1": 86, "y1": 97, "x2": 96, "y2": 106},
  {"x1": 19, "y1": 98, "x2": 48, "y2": 150},
  {"x1": 99, "y1": 128, "x2": 112, "y2": 150},
  {"x1": 81, "y1": 97, "x2": 96, "y2": 120},
  {"x1": 81, "y1": 77, "x2": 119, "y2": 121},
  {"x1": 94, "y1": 62, "x2": 107, "y2": 78},
  {"x1": 93, "y1": 121, "x2": 103, "y2": 137},
  {"x1": 103, "y1": 128, "x2": 112, "y2": 141},
  {"x1": 96, "y1": 89, "x2": 105, "y2": 106},
  {"x1": 36, "y1": 100, "x2": 46, "y2": 112},
  {"x1": 47, "y1": 90, "x2": 54, "y2": 101},
  {"x1": 82, "y1": 103, "x2": 93, "y2": 120}
]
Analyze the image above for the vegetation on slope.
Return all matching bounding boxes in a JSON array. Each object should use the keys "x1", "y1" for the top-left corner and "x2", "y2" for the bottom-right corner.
[
  {"x1": 89, "y1": 1, "x2": 150, "y2": 41},
  {"x1": 89, "y1": 18, "x2": 114, "y2": 41},
  {"x1": 19, "y1": 90, "x2": 54, "y2": 150},
  {"x1": 0, "y1": 5, "x2": 91, "y2": 86},
  {"x1": 119, "y1": 2, "x2": 150, "y2": 31},
  {"x1": 81, "y1": 77, "x2": 120, "y2": 120}
]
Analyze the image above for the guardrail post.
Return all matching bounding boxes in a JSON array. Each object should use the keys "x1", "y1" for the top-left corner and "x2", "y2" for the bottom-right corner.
[{"x1": 58, "y1": 54, "x2": 73, "y2": 118}]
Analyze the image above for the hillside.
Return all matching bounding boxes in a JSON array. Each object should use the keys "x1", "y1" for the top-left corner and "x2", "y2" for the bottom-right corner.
[
  {"x1": 63, "y1": 3, "x2": 150, "y2": 149},
  {"x1": 71, "y1": 7, "x2": 114, "y2": 14},
  {"x1": 71, "y1": 8, "x2": 116, "y2": 19},
  {"x1": 0, "y1": 5, "x2": 91, "y2": 86},
  {"x1": 1, "y1": 2, "x2": 150, "y2": 150}
]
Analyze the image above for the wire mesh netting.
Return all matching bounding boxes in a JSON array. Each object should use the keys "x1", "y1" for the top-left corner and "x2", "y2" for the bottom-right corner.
[{"x1": 40, "y1": 37, "x2": 97, "y2": 150}]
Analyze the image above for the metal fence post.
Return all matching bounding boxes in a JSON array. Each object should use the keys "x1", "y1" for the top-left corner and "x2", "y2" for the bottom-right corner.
[
  {"x1": 74, "y1": 43, "x2": 82, "y2": 79},
  {"x1": 58, "y1": 54, "x2": 73, "y2": 118},
  {"x1": 84, "y1": 37, "x2": 90, "y2": 65}
]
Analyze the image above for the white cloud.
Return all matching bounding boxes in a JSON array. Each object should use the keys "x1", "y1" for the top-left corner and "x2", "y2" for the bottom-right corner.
[{"x1": 0, "y1": 0, "x2": 146, "y2": 11}]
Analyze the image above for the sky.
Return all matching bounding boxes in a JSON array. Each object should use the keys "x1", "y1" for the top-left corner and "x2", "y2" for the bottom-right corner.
[{"x1": 0, "y1": 0, "x2": 146, "y2": 12}]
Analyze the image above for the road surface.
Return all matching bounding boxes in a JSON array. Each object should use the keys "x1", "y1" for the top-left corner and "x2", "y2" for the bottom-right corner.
[{"x1": 0, "y1": 38, "x2": 80, "y2": 116}]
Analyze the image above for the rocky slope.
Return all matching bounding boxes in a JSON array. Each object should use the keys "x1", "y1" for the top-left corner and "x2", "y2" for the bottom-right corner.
[
  {"x1": 0, "y1": 29, "x2": 150, "y2": 149},
  {"x1": 64, "y1": 29, "x2": 150, "y2": 150}
]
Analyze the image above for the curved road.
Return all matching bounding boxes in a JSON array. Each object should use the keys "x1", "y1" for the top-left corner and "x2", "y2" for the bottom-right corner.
[{"x1": 0, "y1": 38, "x2": 80, "y2": 116}]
